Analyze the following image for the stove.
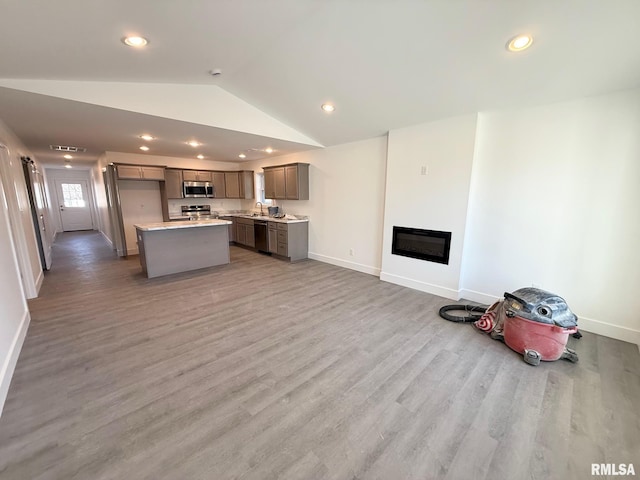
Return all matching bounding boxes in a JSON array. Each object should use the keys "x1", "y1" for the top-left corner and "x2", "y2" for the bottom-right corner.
[{"x1": 181, "y1": 205, "x2": 217, "y2": 220}]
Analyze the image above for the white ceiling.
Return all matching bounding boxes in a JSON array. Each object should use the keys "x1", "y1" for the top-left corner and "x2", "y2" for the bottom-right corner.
[{"x1": 1, "y1": 0, "x2": 640, "y2": 167}]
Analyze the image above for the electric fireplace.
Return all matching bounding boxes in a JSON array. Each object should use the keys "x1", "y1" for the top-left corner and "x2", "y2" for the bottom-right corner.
[{"x1": 391, "y1": 226, "x2": 451, "y2": 264}]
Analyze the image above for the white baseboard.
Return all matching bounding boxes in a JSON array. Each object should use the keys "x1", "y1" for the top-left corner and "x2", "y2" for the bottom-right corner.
[
  {"x1": 577, "y1": 315, "x2": 640, "y2": 347},
  {"x1": 0, "y1": 310, "x2": 30, "y2": 417},
  {"x1": 308, "y1": 252, "x2": 381, "y2": 276},
  {"x1": 458, "y1": 288, "x2": 501, "y2": 305},
  {"x1": 35, "y1": 269, "x2": 44, "y2": 295},
  {"x1": 100, "y1": 230, "x2": 113, "y2": 248},
  {"x1": 458, "y1": 289, "x2": 639, "y2": 347},
  {"x1": 379, "y1": 271, "x2": 460, "y2": 300}
]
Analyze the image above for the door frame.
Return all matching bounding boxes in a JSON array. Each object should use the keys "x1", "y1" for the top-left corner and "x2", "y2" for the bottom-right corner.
[{"x1": 0, "y1": 143, "x2": 39, "y2": 298}]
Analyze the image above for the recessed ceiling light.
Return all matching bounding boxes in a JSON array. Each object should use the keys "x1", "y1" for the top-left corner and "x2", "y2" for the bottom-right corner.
[
  {"x1": 139, "y1": 146, "x2": 150, "y2": 151},
  {"x1": 197, "y1": 154, "x2": 205, "y2": 159},
  {"x1": 507, "y1": 34, "x2": 533, "y2": 52},
  {"x1": 64, "y1": 164, "x2": 72, "y2": 169},
  {"x1": 63, "y1": 154, "x2": 73, "y2": 159},
  {"x1": 139, "y1": 134, "x2": 155, "y2": 141},
  {"x1": 122, "y1": 36, "x2": 148, "y2": 48},
  {"x1": 187, "y1": 140, "x2": 201, "y2": 147},
  {"x1": 238, "y1": 153, "x2": 246, "y2": 159},
  {"x1": 264, "y1": 147, "x2": 274, "y2": 154},
  {"x1": 321, "y1": 103, "x2": 335, "y2": 113}
]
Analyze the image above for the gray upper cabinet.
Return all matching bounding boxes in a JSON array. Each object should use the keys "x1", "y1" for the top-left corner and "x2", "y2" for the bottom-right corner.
[
  {"x1": 263, "y1": 163, "x2": 309, "y2": 200},
  {"x1": 117, "y1": 164, "x2": 166, "y2": 181},
  {"x1": 264, "y1": 167, "x2": 285, "y2": 199},
  {"x1": 183, "y1": 170, "x2": 212, "y2": 182},
  {"x1": 212, "y1": 172, "x2": 226, "y2": 198},
  {"x1": 240, "y1": 171, "x2": 255, "y2": 199},
  {"x1": 164, "y1": 169, "x2": 183, "y2": 199},
  {"x1": 274, "y1": 168, "x2": 286, "y2": 199},
  {"x1": 264, "y1": 169, "x2": 276, "y2": 199},
  {"x1": 225, "y1": 172, "x2": 240, "y2": 198},
  {"x1": 284, "y1": 163, "x2": 309, "y2": 200},
  {"x1": 225, "y1": 171, "x2": 254, "y2": 199}
]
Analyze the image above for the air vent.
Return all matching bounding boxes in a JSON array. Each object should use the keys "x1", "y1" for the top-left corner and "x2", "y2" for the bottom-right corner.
[{"x1": 49, "y1": 145, "x2": 86, "y2": 153}]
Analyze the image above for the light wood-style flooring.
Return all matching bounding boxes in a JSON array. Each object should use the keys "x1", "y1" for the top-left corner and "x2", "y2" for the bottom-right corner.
[{"x1": 0, "y1": 231, "x2": 639, "y2": 479}]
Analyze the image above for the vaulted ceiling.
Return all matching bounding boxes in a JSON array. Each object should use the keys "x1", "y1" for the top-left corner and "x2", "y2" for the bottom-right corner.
[{"x1": 1, "y1": 0, "x2": 639, "y2": 167}]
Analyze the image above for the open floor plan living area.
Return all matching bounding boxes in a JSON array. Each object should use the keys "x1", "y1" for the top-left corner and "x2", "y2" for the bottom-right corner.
[
  {"x1": 0, "y1": 2, "x2": 639, "y2": 479},
  {"x1": 1, "y1": 232, "x2": 638, "y2": 479}
]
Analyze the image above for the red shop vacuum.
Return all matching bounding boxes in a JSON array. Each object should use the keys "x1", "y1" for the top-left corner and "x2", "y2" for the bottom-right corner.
[{"x1": 439, "y1": 288, "x2": 579, "y2": 366}]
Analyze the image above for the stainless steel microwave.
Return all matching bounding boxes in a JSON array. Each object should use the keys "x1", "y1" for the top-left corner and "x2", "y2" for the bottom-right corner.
[{"x1": 183, "y1": 181, "x2": 214, "y2": 198}]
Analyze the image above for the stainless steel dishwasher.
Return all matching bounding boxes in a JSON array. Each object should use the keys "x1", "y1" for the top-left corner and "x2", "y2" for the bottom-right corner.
[{"x1": 254, "y1": 220, "x2": 268, "y2": 253}]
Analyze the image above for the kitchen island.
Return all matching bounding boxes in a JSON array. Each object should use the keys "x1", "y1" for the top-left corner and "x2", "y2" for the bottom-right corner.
[{"x1": 135, "y1": 219, "x2": 232, "y2": 278}]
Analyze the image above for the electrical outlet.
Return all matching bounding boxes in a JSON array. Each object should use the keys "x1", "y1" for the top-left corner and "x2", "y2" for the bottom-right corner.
[{"x1": 420, "y1": 166, "x2": 428, "y2": 175}]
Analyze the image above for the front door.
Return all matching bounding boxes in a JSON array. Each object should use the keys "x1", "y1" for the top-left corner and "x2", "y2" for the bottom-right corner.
[{"x1": 55, "y1": 179, "x2": 94, "y2": 231}]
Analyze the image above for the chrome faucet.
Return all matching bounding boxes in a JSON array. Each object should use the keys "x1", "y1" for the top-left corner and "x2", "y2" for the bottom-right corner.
[{"x1": 256, "y1": 202, "x2": 263, "y2": 215}]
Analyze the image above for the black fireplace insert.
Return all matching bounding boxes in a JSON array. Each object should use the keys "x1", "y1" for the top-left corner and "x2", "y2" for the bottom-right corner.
[{"x1": 391, "y1": 226, "x2": 451, "y2": 264}]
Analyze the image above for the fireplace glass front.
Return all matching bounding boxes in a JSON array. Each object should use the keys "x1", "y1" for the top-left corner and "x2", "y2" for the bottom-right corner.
[{"x1": 391, "y1": 226, "x2": 451, "y2": 264}]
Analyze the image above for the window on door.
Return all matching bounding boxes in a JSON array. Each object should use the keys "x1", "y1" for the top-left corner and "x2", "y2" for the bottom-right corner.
[{"x1": 61, "y1": 183, "x2": 86, "y2": 208}]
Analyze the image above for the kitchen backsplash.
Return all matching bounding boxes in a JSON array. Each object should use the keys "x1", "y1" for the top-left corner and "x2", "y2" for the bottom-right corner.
[{"x1": 167, "y1": 198, "x2": 240, "y2": 216}]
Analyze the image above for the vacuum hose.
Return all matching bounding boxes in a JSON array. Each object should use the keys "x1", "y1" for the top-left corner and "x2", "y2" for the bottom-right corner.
[{"x1": 438, "y1": 304, "x2": 488, "y2": 323}]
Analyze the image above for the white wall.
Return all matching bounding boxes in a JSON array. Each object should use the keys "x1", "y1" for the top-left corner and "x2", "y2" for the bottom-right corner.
[
  {"x1": 380, "y1": 114, "x2": 478, "y2": 298},
  {"x1": 0, "y1": 146, "x2": 30, "y2": 415},
  {"x1": 461, "y1": 88, "x2": 640, "y2": 345},
  {"x1": 240, "y1": 136, "x2": 388, "y2": 275}
]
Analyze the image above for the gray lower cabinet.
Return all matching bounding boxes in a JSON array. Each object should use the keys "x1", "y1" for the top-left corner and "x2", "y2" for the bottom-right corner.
[
  {"x1": 235, "y1": 217, "x2": 255, "y2": 248},
  {"x1": 272, "y1": 222, "x2": 308, "y2": 261},
  {"x1": 236, "y1": 217, "x2": 307, "y2": 261},
  {"x1": 228, "y1": 218, "x2": 236, "y2": 243},
  {"x1": 268, "y1": 223, "x2": 278, "y2": 254},
  {"x1": 245, "y1": 223, "x2": 255, "y2": 248},
  {"x1": 236, "y1": 221, "x2": 246, "y2": 245}
]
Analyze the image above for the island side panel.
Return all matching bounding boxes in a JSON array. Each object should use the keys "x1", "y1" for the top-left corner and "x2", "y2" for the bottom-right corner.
[{"x1": 137, "y1": 225, "x2": 230, "y2": 278}]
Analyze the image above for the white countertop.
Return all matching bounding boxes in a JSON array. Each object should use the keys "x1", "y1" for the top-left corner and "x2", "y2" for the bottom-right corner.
[
  {"x1": 135, "y1": 219, "x2": 232, "y2": 232},
  {"x1": 219, "y1": 214, "x2": 309, "y2": 224}
]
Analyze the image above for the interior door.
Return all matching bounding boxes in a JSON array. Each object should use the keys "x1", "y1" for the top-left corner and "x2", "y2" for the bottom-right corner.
[
  {"x1": 55, "y1": 179, "x2": 94, "y2": 231},
  {"x1": 22, "y1": 159, "x2": 52, "y2": 269}
]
